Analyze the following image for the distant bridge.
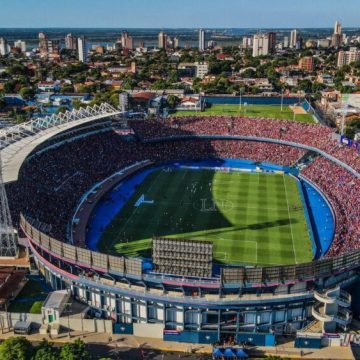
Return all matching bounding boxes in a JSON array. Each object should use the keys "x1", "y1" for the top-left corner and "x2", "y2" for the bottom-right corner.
[{"x1": 0, "y1": 103, "x2": 121, "y2": 183}]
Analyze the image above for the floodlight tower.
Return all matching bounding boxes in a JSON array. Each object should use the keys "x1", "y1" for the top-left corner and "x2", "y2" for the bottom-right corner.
[{"x1": 0, "y1": 152, "x2": 18, "y2": 257}]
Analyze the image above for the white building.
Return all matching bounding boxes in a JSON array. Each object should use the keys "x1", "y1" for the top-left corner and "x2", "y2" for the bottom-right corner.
[
  {"x1": 334, "y1": 21, "x2": 342, "y2": 35},
  {"x1": 252, "y1": 34, "x2": 269, "y2": 57},
  {"x1": 195, "y1": 61, "x2": 208, "y2": 79},
  {"x1": 0, "y1": 37, "x2": 9, "y2": 56},
  {"x1": 242, "y1": 37, "x2": 253, "y2": 49},
  {"x1": 78, "y1": 37, "x2": 87, "y2": 63},
  {"x1": 158, "y1": 31, "x2": 167, "y2": 49},
  {"x1": 14, "y1": 40, "x2": 26, "y2": 53},
  {"x1": 65, "y1": 33, "x2": 77, "y2": 50},
  {"x1": 337, "y1": 47, "x2": 360, "y2": 68},
  {"x1": 283, "y1": 36, "x2": 289, "y2": 48},
  {"x1": 290, "y1": 29, "x2": 298, "y2": 48},
  {"x1": 199, "y1": 29, "x2": 205, "y2": 52}
]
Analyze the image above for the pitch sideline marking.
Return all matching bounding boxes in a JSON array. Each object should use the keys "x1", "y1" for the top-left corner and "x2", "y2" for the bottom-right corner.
[
  {"x1": 108, "y1": 170, "x2": 164, "y2": 249},
  {"x1": 282, "y1": 175, "x2": 297, "y2": 264}
]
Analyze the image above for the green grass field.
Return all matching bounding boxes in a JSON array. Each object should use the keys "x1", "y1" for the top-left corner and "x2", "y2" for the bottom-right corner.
[
  {"x1": 99, "y1": 169, "x2": 313, "y2": 266},
  {"x1": 174, "y1": 104, "x2": 315, "y2": 123}
]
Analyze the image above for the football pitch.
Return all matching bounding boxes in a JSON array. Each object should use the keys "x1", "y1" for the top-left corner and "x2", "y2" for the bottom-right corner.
[
  {"x1": 98, "y1": 169, "x2": 314, "y2": 266},
  {"x1": 174, "y1": 104, "x2": 315, "y2": 123}
]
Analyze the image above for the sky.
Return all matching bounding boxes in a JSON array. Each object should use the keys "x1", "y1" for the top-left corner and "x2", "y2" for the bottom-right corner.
[{"x1": 0, "y1": 0, "x2": 359, "y2": 28}]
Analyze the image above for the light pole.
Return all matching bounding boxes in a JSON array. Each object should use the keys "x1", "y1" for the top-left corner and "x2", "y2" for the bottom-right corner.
[
  {"x1": 340, "y1": 95, "x2": 348, "y2": 137},
  {"x1": 239, "y1": 88, "x2": 242, "y2": 114}
]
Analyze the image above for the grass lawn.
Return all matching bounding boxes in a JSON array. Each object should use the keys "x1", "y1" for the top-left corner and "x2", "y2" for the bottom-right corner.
[
  {"x1": 8, "y1": 300, "x2": 44, "y2": 314},
  {"x1": 8, "y1": 280, "x2": 47, "y2": 314},
  {"x1": 173, "y1": 104, "x2": 315, "y2": 123},
  {"x1": 98, "y1": 168, "x2": 313, "y2": 266}
]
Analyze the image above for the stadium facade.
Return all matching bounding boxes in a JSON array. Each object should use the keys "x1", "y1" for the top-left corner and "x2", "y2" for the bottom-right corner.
[{"x1": 2, "y1": 105, "x2": 359, "y2": 345}]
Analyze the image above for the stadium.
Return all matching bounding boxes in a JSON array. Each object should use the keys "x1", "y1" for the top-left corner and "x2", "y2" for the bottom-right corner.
[{"x1": 2, "y1": 103, "x2": 360, "y2": 346}]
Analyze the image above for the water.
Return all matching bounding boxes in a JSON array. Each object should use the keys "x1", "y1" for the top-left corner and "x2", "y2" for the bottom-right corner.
[{"x1": 0, "y1": 27, "x2": 354, "y2": 50}]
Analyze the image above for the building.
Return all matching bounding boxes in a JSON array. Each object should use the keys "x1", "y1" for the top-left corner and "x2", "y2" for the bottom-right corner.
[
  {"x1": 94, "y1": 45, "x2": 105, "y2": 54},
  {"x1": 199, "y1": 29, "x2": 205, "y2": 52},
  {"x1": 283, "y1": 36, "x2": 289, "y2": 48},
  {"x1": 267, "y1": 32, "x2": 276, "y2": 52},
  {"x1": 242, "y1": 37, "x2": 252, "y2": 49},
  {"x1": 208, "y1": 40, "x2": 217, "y2": 48},
  {"x1": 318, "y1": 39, "x2": 331, "y2": 48},
  {"x1": 299, "y1": 56, "x2": 314, "y2": 72},
  {"x1": 38, "y1": 81, "x2": 61, "y2": 92},
  {"x1": 65, "y1": 33, "x2": 77, "y2": 50},
  {"x1": 334, "y1": 21, "x2": 342, "y2": 36},
  {"x1": 178, "y1": 62, "x2": 197, "y2": 77},
  {"x1": 158, "y1": 31, "x2": 167, "y2": 50},
  {"x1": 78, "y1": 37, "x2": 88, "y2": 63},
  {"x1": 290, "y1": 29, "x2": 298, "y2": 48},
  {"x1": 252, "y1": 34, "x2": 269, "y2": 57},
  {"x1": 331, "y1": 34, "x2": 341, "y2": 48},
  {"x1": 121, "y1": 31, "x2": 133, "y2": 50},
  {"x1": 38, "y1": 33, "x2": 59, "y2": 61},
  {"x1": 47, "y1": 40, "x2": 60, "y2": 61},
  {"x1": 337, "y1": 47, "x2": 360, "y2": 67},
  {"x1": 195, "y1": 61, "x2": 208, "y2": 79},
  {"x1": 42, "y1": 290, "x2": 70, "y2": 324},
  {"x1": 331, "y1": 21, "x2": 342, "y2": 48},
  {"x1": 173, "y1": 37, "x2": 179, "y2": 49},
  {"x1": 0, "y1": 37, "x2": 9, "y2": 56},
  {"x1": 38, "y1": 32, "x2": 48, "y2": 58},
  {"x1": 14, "y1": 40, "x2": 26, "y2": 53}
]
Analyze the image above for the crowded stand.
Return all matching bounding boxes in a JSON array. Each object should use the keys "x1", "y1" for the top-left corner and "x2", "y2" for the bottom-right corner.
[
  {"x1": 7, "y1": 131, "x2": 305, "y2": 242},
  {"x1": 130, "y1": 117, "x2": 360, "y2": 173},
  {"x1": 302, "y1": 157, "x2": 360, "y2": 256},
  {"x1": 5, "y1": 116, "x2": 360, "y2": 259}
]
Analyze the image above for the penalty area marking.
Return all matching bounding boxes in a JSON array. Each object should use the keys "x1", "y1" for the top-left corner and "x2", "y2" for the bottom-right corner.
[
  {"x1": 214, "y1": 235, "x2": 258, "y2": 264},
  {"x1": 216, "y1": 251, "x2": 227, "y2": 261}
]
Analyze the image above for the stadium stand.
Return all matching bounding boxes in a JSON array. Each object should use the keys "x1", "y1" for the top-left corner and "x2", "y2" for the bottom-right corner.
[{"x1": 6, "y1": 115, "x2": 360, "y2": 259}]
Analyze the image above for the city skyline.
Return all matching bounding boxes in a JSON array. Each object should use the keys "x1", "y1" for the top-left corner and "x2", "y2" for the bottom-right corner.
[{"x1": 0, "y1": 0, "x2": 359, "y2": 28}]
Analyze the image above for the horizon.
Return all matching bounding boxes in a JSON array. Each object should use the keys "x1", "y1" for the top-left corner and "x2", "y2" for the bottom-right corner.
[
  {"x1": 1, "y1": 0, "x2": 359, "y2": 28},
  {"x1": 0, "y1": 26, "x2": 359, "y2": 30}
]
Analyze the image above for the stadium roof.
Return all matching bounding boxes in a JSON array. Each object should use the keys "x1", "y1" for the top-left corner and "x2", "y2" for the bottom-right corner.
[{"x1": 1, "y1": 103, "x2": 120, "y2": 183}]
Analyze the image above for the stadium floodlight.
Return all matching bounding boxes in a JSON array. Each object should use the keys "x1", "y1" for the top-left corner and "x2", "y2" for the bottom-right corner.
[{"x1": 0, "y1": 153, "x2": 18, "y2": 257}]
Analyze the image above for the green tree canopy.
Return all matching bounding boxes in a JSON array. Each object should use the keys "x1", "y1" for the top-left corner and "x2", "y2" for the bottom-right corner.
[
  {"x1": 0, "y1": 337, "x2": 34, "y2": 360},
  {"x1": 56, "y1": 106, "x2": 68, "y2": 114},
  {"x1": 59, "y1": 339, "x2": 89, "y2": 360},
  {"x1": 167, "y1": 95, "x2": 181, "y2": 109},
  {"x1": 19, "y1": 87, "x2": 35, "y2": 100},
  {"x1": 33, "y1": 340, "x2": 58, "y2": 360}
]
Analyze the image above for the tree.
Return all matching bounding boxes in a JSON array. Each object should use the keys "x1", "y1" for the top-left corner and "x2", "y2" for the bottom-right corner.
[
  {"x1": 33, "y1": 340, "x2": 58, "y2": 360},
  {"x1": 72, "y1": 99, "x2": 85, "y2": 110},
  {"x1": 15, "y1": 114, "x2": 27, "y2": 124},
  {"x1": 0, "y1": 337, "x2": 34, "y2": 360},
  {"x1": 167, "y1": 95, "x2": 180, "y2": 109},
  {"x1": 0, "y1": 97, "x2": 6, "y2": 111},
  {"x1": 19, "y1": 87, "x2": 35, "y2": 100},
  {"x1": 59, "y1": 339, "x2": 89, "y2": 360},
  {"x1": 56, "y1": 106, "x2": 68, "y2": 114},
  {"x1": 61, "y1": 84, "x2": 75, "y2": 94},
  {"x1": 344, "y1": 118, "x2": 360, "y2": 139}
]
